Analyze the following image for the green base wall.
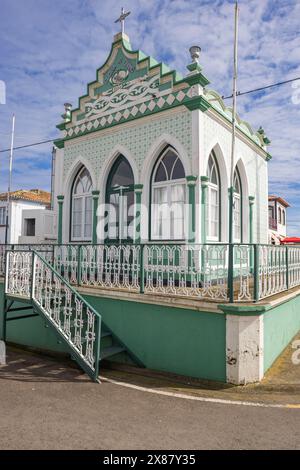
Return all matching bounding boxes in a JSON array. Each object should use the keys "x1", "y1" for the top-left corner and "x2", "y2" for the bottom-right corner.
[
  {"x1": 264, "y1": 295, "x2": 300, "y2": 372},
  {"x1": 0, "y1": 282, "x2": 226, "y2": 382},
  {"x1": 82, "y1": 294, "x2": 226, "y2": 382}
]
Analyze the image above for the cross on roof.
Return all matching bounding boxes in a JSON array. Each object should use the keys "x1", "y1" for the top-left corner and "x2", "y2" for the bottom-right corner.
[{"x1": 115, "y1": 7, "x2": 131, "y2": 34}]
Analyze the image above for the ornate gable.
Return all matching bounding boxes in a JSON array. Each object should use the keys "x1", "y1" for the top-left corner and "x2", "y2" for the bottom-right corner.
[{"x1": 55, "y1": 32, "x2": 210, "y2": 146}]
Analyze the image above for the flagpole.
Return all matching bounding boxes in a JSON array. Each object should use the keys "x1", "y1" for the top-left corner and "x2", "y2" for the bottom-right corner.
[
  {"x1": 229, "y1": 2, "x2": 239, "y2": 245},
  {"x1": 5, "y1": 114, "x2": 16, "y2": 245}
]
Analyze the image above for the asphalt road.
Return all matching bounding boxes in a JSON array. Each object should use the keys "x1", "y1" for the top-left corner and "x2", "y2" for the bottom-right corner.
[{"x1": 0, "y1": 350, "x2": 299, "y2": 450}]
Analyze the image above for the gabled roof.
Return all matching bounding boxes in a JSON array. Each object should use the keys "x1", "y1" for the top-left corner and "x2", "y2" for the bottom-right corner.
[
  {"x1": 54, "y1": 32, "x2": 269, "y2": 157},
  {"x1": 0, "y1": 189, "x2": 51, "y2": 206}
]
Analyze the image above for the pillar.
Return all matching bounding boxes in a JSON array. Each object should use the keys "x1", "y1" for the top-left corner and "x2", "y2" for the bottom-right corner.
[
  {"x1": 57, "y1": 195, "x2": 64, "y2": 244},
  {"x1": 186, "y1": 176, "x2": 197, "y2": 243},
  {"x1": 134, "y1": 184, "x2": 143, "y2": 243},
  {"x1": 200, "y1": 176, "x2": 209, "y2": 244},
  {"x1": 249, "y1": 196, "x2": 255, "y2": 243},
  {"x1": 92, "y1": 190, "x2": 100, "y2": 244}
]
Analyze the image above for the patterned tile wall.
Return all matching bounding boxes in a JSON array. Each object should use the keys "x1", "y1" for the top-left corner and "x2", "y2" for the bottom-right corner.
[{"x1": 63, "y1": 110, "x2": 192, "y2": 182}]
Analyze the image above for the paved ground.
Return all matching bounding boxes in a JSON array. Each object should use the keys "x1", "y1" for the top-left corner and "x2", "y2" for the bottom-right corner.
[{"x1": 0, "y1": 337, "x2": 299, "y2": 450}]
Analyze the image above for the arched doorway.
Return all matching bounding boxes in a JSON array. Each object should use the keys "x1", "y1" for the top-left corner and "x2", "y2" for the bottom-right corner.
[{"x1": 105, "y1": 155, "x2": 135, "y2": 242}]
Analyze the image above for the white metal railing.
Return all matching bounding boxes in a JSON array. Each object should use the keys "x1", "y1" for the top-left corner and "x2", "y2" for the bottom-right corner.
[
  {"x1": 32, "y1": 253, "x2": 101, "y2": 375},
  {"x1": 144, "y1": 244, "x2": 228, "y2": 301},
  {"x1": 259, "y1": 245, "x2": 287, "y2": 299},
  {"x1": 3, "y1": 243, "x2": 300, "y2": 303},
  {"x1": 80, "y1": 244, "x2": 141, "y2": 291},
  {"x1": 4, "y1": 249, "x2": 101, "y2": 381},
  {"x1": 5, "y1": 251, "x2": 32, "y2": 298}
]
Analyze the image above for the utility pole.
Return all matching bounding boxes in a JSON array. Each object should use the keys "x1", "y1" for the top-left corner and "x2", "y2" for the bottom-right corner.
[
  {"x1": 229, "y1": 2, "x2": 239, "y2": 245},
  {"x1": 5, "y1": 114, "x2": 16, "y2": 245}
]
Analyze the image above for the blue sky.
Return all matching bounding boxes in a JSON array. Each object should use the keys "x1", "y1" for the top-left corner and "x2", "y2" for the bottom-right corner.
[{"x1": 0, "y1": 0, "x2": 300, "y2": 234}]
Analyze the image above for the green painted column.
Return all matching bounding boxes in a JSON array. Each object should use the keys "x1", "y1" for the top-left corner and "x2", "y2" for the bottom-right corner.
[
  {"x1": 200, "y1": 176, "x2": 209, "y2": 244},
  {"x1": 134, "y1": 184, "x2": 143, "y2": 243},
  {"x1": 249, "y1": 196, "x2": 255, "y2": 244},
  {"x1": 92, "y1": 190, "x2": 100, "y2": 244},
  {"x1": 57, "y1": 195, "x2": 64, "y2": 245},
  {"x1": 186, "y1": 176, "x2": 197, "y2": 243}
]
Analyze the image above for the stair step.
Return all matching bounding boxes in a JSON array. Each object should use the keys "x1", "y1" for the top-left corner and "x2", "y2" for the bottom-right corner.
[
  {"x1": 100, "y1": 346, "x2": 126, "y2": 361},
  {"x1": 101, "y1": 331, "x2": 111, "y2": 339}
]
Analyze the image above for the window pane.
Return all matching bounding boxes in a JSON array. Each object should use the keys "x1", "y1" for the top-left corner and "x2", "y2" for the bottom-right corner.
[
  {"x1": 207, "y1": 187, "x2": 219, "y2": 239},
  {"x1": 72, "y1": 198, "x2": 83, "y2": 238},
  {"x1": 161, "y1": 150, "x2": 177, "y2": 179},
  {"x1": 154, "y1": 162, "x2": 167, "y2": 182},
  {"x1": 152, "y1": 187, "x2": 169, "y2": 239},
  {"x1": 171, "y1": 158, "x2": 185, "y2": 180},
  {"x1": 84, "y1": 196, "x2": 92, "y2": 238},
  {"x1": 111, "y1": 158, "x2": 134, "y2": 187}
]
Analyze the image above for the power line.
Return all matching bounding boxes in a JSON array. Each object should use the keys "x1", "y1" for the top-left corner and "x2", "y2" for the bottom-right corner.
[
  {"x1": 222, "y1": 76, "x2": 300, "y2": 100},
  {"x1": 0, "y1": 139, "x2": 53, "y2": 154},
  {"x1": 0, "y1": 76, "x2": 299, "y2": 154}
]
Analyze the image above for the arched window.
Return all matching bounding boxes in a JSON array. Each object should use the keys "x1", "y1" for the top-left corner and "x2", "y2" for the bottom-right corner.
[
  {"x1": 278, "y1": 207, "x2": 282, "y2": 224},
  {"x1": 233, "y1": 168, "x2": 242, "y2": 242},
  {"x1": 106, "y1": 155, "x2": 134, "y2": 241},
  {"x1": 151, "y1": 147, "x2": 186, "y2": 240},
  {"x1": 206, "y1": 152, "x2": 220, "y2": 241},
  {"x1": 71, "y1": 167, "x2": 93, "y2": 241},
  {"x1": 282, "y1": 209, "x2": 286, "y2": 226}
]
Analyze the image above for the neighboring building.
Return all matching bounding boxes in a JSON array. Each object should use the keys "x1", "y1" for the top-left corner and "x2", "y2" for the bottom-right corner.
[
  {"x1": 268, "y1": 195, "x2": 290, "y2": 244},
  {"x1": 52, "y1": 31, "x2": 271, "y2": 245},
  {"x1": 0, "y1": 189, "x2": 56, "y2": 244}
]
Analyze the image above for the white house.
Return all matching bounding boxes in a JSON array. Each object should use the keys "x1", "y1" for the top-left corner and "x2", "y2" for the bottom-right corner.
[
  {"x1": 0, "y1": 189, "x2": 56, "y2": 244},
  {"x1": 268, "y1": 195, "x2": 290, "y2": 244}
]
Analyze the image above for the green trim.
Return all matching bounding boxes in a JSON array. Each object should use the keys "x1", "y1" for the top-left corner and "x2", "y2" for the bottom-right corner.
[
  {"x1": 92, "y1": 191, "x2": 100, "y2": 245},
  {"x1": 249, "y1": 196, "x2": 255, "y2": 244},
  {"x1": 134, "y1": 185, "x2": 143, "y2": 243},
  {"x1": 200, "y1": 177, "x2": 208, "y2": 244},
  {"x1": 186, "y1": 176, "x2": 197, "y2": 243},
  {"x1": 218, "y1": 304, "x2": 267, "y2": 316},
  {"x1": 185, "y1": 96, "x2": 211, "y2": 112},
  {"x1": 266, "y1": 153, "x2": 272, "y2": 161},
  {"x1": 54, "y1": 139, "x2": 64, "y2": 149},
  {"x1": 57, "y1": 195, "x2": 64, "y2": 244},
  {"x1": 56, "y1": 122, "x2": 66, "y2": 131},
  {"x1": 185, "y1": 71, "x2": 210, "y2": 88}
]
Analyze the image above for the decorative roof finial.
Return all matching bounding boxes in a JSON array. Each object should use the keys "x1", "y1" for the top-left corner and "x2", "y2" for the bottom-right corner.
[
  {"x1": 189, "y1": 45, "x2": 201, "y2": 64},
  {"x1": 115, "y1": 7, "x2": 131, "y2": 34},
  {"x1": 62, "y1": 103, "x2": 72, "y2": 122}
]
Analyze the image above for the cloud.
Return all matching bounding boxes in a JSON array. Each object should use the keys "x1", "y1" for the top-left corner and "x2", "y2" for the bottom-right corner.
[{"x1": 0, "y1": 0, "x2": 299, "y2": 234}]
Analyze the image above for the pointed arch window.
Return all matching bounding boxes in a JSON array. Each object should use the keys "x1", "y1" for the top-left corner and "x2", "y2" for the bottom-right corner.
[
  {"x1": 71, "y1": 167, "x2": 93, "y2": 241},
  {"x1": 233, "y1": 168, "x2": 242, "y2": 242},
  {"x1": 151, "y1": 147, "x2": 186, "y2": 240},
  {"x1": 206, "y1": 152, "x2": 220, "y2": 241},
  {"x1": 105, "y1": 155, "x2": 135, "y2": 241}
]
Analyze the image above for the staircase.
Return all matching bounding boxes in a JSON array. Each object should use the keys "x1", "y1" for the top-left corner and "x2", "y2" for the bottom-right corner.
[{"x1": 3, "y1": 250, "x2": 142, "y2": 382}]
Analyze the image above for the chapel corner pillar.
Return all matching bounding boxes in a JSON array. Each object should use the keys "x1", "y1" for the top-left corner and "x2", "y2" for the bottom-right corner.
[
  {"x1": 92, "y1": 190, "x2": 100, "y2": 245},
  {"x1": 186, "y1": 176, "x2": 197, "y2": 244},
  {"x1": 249, "y1": 196, "x2": 255, "y2": 244},
  {"x1": 134, "y1": 184, "x2": 143, "y2": 244},
  {"x1": 219, "y1": 305, "x2": 265, "y2": 385},
  {"x1": 57, "y1": 195, "x2": 65, "y2": 245},
  {"x1": 200, "y1": 176, "x2": 209, "y2": 244}
]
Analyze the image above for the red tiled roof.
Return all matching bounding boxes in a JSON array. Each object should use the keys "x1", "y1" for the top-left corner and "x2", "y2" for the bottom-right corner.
[{"x1": 0, "y1": 189, "x2": 51, "y2": 206}]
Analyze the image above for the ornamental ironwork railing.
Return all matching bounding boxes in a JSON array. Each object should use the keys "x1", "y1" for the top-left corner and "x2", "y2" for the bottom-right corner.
[
  {"x1": 5, "y1": 250, "x2": 101, "y2": 381},
  {"x1": 2, "y1": 243, "x2": 300, "y2": 303}
]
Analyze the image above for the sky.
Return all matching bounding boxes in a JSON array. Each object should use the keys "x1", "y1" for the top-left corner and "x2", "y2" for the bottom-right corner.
[{"x1": 0, "y1": 0, "x2": 300, "y2": 234}]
